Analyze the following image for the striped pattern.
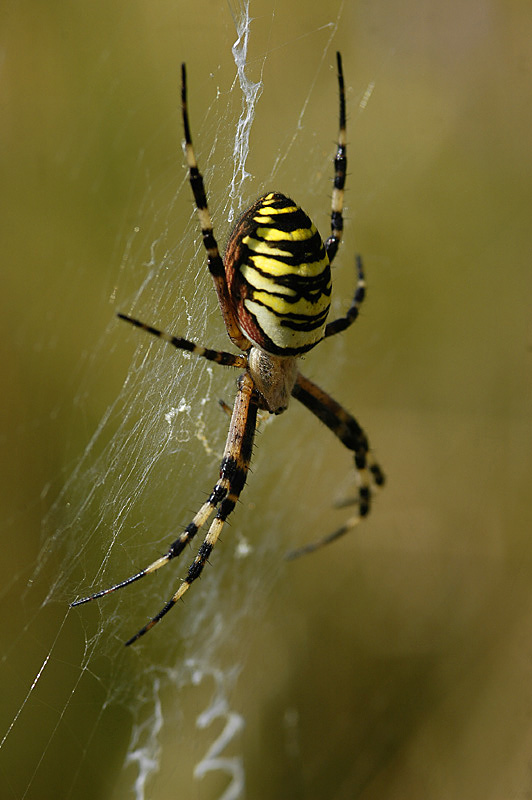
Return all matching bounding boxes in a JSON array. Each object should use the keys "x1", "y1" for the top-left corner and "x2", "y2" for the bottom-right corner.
[
  {"x1": 324, "y1": 51, "x2": 347, "y2": 264},
  {"x1": 123, "y1": 373, "x2": 258, "y2": 645},
  {"x1": 71, "y1": 54, "x2": 387, "y2": 644},
  {"x1": 324, "y1": 254, "x2": 366, "y2": 338},
  {"x1": 181, "y1": 63, "x2": 250, "y2": 352},
  {"x1": 117, "y1": 313, "x2": 246, "y2": 368},
  {"x1": 287, "y1": 372, "x2": 385, "y2": 559},
  {"x1": 71, "y1": 373, "x2": 259, "y2": 646},
  {"x1": 225, "y1": 193, "x2": 332, "y2": 355}
]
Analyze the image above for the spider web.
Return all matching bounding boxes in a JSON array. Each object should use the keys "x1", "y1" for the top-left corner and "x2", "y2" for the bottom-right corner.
[
  {"x1": 0, "y1": 2, "x2": 362, "y2": 799},
  {"x1": 5, "y1": 2, "x2": 532, "y2": 799}
]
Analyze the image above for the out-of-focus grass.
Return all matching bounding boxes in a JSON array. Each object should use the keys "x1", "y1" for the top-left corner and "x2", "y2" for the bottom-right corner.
[{"x1": 1, "y1": 1, "x2": 531, "y2": 798}]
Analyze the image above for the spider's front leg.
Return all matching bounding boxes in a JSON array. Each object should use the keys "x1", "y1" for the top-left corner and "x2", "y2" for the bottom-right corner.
[
  {"x1": 181, "y1": 63, "x2": 250, "y2": 352},
  {"x1": 325, "y1": 51, "x2": 347, "y2": 266},
  {"x1": 287, "y1": 373, "x2": 384, "y2": 559},
  {"x1": 124, "y1": 372, "x2": 259, "y2": 645},
  {"x1": 322, "y1": 53, "x2": 366, "y2": 339}
]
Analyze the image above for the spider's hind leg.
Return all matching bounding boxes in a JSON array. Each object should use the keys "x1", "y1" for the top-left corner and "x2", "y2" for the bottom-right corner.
[{"x1": 287, "y1": 373, "x2": 384, "y2": 560}]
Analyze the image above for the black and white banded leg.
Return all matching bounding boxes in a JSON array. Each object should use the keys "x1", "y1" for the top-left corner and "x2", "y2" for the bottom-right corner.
[
  {"x1": 324, "y1": 254, "x2": 366, "y2": 338},
  {"x1": 287, "y1": 373, "x2": 384, "y2": 559},
  {"x1": 72, "y1": 372, "x2": 259, "y2": 645},
  {"x1": 117, "y1": 312, "x2": 246, "y2": 368},
  {"x1": 322, "y1": 53, "x2": 366, "y2": 339},
  {"x1": 181, "y1": 64, "x2": 250, "y2": 352},
  {"x1": 325, "y1": 51, "x2": 347, "y2": 266}
]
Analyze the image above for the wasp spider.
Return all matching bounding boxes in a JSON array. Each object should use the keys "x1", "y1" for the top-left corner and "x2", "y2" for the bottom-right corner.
[{"x1": 72, "y1": 53, "x2": 385, "y2": 645}]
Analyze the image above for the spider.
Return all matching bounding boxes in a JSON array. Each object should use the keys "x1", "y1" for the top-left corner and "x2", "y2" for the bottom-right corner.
[{"x1": 71, "y1": 52, "x2": 385, "y2": 646}]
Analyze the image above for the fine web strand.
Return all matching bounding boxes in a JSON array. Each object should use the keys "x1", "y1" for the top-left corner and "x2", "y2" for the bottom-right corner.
[
  {"x1": 227, "y1": 0, "x2": 264, "y2": 223},
  {"x1": 270, "y1": 0, "x2": 345, "y2": 182},
  {"x1": 120, "y1": 7, "x2": 261, "y2": 800}
]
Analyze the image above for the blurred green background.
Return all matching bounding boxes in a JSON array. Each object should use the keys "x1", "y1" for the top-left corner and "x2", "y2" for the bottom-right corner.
[{"x1": 1, "y1": 1, "x2": 531, "y2": 799}]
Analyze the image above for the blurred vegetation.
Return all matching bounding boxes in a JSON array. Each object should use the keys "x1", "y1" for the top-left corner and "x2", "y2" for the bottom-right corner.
[{"x1": 1, "y1": 1, "x2": 531, "y2": 799}]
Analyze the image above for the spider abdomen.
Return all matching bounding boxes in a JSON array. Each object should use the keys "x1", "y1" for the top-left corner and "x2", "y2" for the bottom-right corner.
[{"x1": 224, "y1": 192, "x2": 331, "y2": 356}]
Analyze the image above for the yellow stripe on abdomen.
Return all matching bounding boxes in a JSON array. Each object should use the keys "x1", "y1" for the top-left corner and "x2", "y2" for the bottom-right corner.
[{"x1": 224, "y1": 192, "x2": 332, "y2": 355}]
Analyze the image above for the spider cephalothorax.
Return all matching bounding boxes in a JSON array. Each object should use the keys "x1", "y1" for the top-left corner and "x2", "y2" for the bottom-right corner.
[{"x1": 72, "y1": 53, "x2": 385, "y2": 645}]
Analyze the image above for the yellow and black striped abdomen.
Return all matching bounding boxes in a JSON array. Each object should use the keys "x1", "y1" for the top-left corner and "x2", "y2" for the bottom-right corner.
[{"x1": 224, "y1": 193, "x2": 332, "y2": 356}]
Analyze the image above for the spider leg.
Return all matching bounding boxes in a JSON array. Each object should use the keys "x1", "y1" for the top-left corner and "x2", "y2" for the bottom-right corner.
[
  {"x1": 124, "y1": 372, "x2": 259, "y2": 645},
  {"x1": 117, "y1": 312, "x2": 246, "y2": 368},
  {"x1": 181, "y1": 64, "x2": 249, "y2": 352},
  {"x1": 70, "y1": 462, "x2": 237, "y2": 606},
  {"x1": 325, "y1": 51, "x2": 347, "y2": 266},
  {"x1": 324, "y1": 254, "x2": 365, "y2": 338},
  {"x1": 287, "y1": 372, "x2": 384, "y2": 559},
  {"x1": 322, "y1": 55, "x2": 366, "y2": 338}
]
